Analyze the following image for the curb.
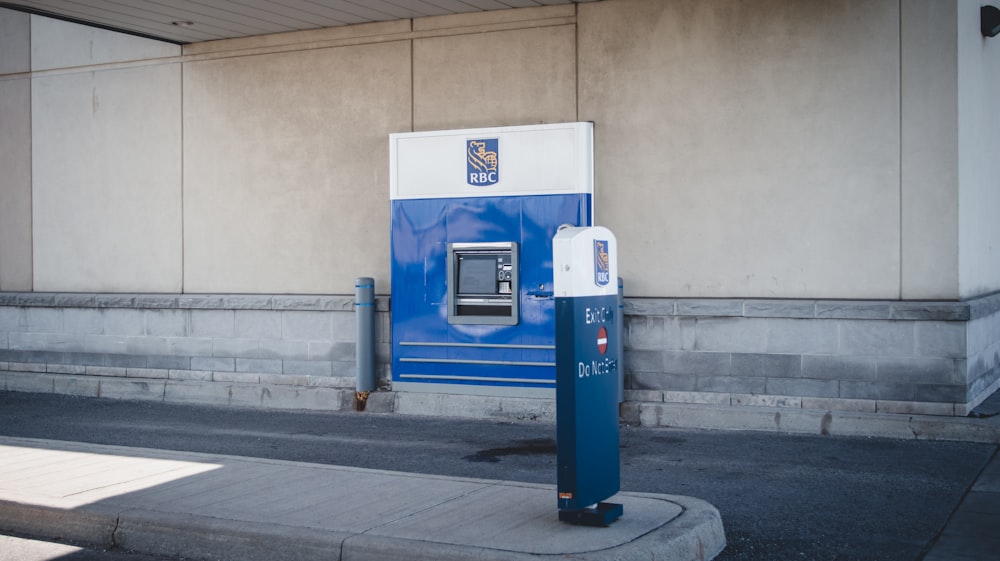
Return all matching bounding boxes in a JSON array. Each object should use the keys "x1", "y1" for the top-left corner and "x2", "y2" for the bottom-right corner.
[
  {"x1": 6, "y1": 385, "x2": 999, "y2": 444},
  {"x1": 623, "y1": 402, "x2": 1000, "y2": 444},
  {"x1": 0, "y1": 490, "x2": 726, "y2": 561},
  {"x1": 115, "y1": 510, "x2": 351, "y2": 561},
  {"x1": 0, "y1": 500, "x2": 117, "y2": 547}
]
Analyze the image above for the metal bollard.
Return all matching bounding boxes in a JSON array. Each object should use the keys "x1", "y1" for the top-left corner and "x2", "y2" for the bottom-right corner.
[{"x1": 355, "y1": 277, "x2": 376, "y2": 409}]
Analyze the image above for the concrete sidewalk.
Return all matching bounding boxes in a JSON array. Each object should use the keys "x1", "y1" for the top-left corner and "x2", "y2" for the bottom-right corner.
[
  {"x1": 923, "y1": 446, "x2": 1000, "y2": 561},
  {"x1": 0, "y1": 436, "x2": 726, "y2": 561}
]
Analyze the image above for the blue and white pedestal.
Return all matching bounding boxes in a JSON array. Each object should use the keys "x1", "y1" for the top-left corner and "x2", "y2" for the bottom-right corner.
[{"x1": 553, "y1": 226, "x2": 623, "y2": 526}]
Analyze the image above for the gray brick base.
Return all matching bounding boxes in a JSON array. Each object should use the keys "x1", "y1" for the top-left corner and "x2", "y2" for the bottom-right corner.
[
  {"x1": 623, "y1": 293, "x2": 1000, "y2": 417},
  {"x1": 0, "y1": 293, "x2": 391, "y2": 408},
  {"x1": 2, "y1": 291, "x2": 999, "y2": 419}
]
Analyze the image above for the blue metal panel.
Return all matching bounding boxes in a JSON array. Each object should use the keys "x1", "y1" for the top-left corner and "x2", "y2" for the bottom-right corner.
[
  {"x1": 390, "y1": 194, "x2": 591, "y2": 388},
  {"x1": 555, "y1": 293, "x2": 621, "y2": 511}
]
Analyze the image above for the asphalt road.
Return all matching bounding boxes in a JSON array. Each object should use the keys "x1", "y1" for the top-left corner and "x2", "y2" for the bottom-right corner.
[{"x1": 0, "y1": 391, "x2": 996, "y2": 561}]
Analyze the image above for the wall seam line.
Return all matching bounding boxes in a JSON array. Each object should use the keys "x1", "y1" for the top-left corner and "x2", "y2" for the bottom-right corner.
[
  {"x1": 179, "y1": 50, "x2": 185, "y2": 294},
  {"x1": 28, "y1": 12, "x2": 34, "y2": 293},
  {"x1": 575, "y1": 2, "x2": 580, "y2": 122},
  {"x1": 898, "y1": 0, "x2": 904, "y2": 301},
  {"x1": 410, "y1": 18, "x2": 414, "y2": 132}
]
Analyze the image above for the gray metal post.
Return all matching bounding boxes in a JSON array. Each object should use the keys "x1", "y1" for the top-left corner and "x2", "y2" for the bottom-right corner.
[
  {"x1": 355, "y1": 277, "x2": 376, "y2": 394},
  {"x1": 617, "y1": 277, "x2": 624, "y2": 404}
]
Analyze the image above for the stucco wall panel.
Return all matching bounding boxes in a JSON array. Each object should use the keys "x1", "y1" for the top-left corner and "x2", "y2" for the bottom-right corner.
[
  {"x1": 0, "y1": 77, "x2": 32, "y2": 291},
  {"x1": 0, "y1": 8, "x2": 30, "y2": 74},
  {"x1": 957, "y1": 0, "x2": 1000, "y2": 298},
  {"x1": 30, "y1": 14, "x2": 178, "y2": 70},
  {"x1": 182, "y1": 41, "x2": 411, "y2": 294},
  {"x1": 579, "y1": 0, "x2": 901, "y2": 299},
  {"x1": 900, "y1": 0, "x2": 960, "y2": 300},
  {"x1": 31, "y1": 63, "x2": 183, "y2": 292},
  {"x1": 0, "y1": 9, "x2": 32, "y2": 291},
  {"x1": 412, "y1": 24, "x2": 577, "y2": 131}
]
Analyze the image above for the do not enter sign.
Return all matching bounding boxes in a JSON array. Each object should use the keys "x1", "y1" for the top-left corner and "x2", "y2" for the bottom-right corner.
[{"x1": 597, "y1": 326, "x2": 608, "y2": 355}]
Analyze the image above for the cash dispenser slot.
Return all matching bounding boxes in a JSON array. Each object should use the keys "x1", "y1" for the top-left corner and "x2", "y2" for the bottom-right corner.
[{"x1": 448, "y1": 242, "x2": 519, "y2": 325}]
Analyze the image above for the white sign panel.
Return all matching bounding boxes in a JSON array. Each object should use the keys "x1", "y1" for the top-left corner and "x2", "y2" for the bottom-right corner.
[
  {"x1": 553, "y1": 226, "x2": 618, "y2": 299},
  {"x1": 390, "y1": 122, "x2": 594, "y2": 200}
]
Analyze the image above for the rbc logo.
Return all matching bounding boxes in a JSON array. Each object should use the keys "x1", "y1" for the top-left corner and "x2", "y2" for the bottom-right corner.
[
  {"x1": 467, "y1": 139, "x2": 499, "y2": 186},
  {"x1": 594, "y1": 240, "x2": 610, "y2": 287}
]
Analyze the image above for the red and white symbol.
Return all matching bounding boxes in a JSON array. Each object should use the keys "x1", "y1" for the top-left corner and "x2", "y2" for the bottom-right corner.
[{"x1": 597, "y1": 326, "x2": 608, "y2": 355}]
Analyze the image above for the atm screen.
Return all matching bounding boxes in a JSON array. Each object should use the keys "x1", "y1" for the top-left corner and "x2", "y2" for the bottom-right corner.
[
  {"x1": 448, "y1": 242, "x2": 518, "y2": 325},
  {"x1": 458, "y1": 255, "x2": 499, "y2": 295}
]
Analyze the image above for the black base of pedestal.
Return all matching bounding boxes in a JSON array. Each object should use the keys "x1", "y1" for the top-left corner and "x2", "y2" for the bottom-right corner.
[{"x1": 558, "y1": 502, "x2": 624, "y2": 526}]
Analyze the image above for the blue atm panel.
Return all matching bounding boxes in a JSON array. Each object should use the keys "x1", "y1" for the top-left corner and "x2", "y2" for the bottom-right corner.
[
  {"x1": 391, "y1": 194, "x2": 590, "y2": 391},
  {"x1": 389, "y1": 123, "x2": 594, "y2": 396}
]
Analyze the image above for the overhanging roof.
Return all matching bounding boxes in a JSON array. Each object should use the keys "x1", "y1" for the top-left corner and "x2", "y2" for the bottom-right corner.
[{"x1": 0, "y1": 0, "x2": 597, "y2": 44}]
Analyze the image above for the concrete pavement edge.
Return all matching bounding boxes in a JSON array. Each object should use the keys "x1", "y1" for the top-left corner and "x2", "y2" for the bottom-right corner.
[
  {"x1": 0, "y1": 499, "x2": 118, "y2": 548},
  {"x1": 113, "y1": 508, "x2": 353, "y2": 561},
  {"x1": 623, "y1": 402, "x2": 1000, "y2": 444},
  {"x1": 338, "y1": 494, "x2": 726, "y2": 561},
  {"x1": 1, "y1": 489, "x2": 727, "y2": 561}
]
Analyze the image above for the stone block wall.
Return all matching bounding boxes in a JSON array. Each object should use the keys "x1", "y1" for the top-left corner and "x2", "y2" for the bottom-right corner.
[
  {"x1": 623, "y1": 293, "x2": 1000, "y2": 417},
  {"x1": 968, "y1": 296, "x2": 1000, "y2": 401},
  {"x1": 0, "y1": 293, "x2": 390, "y2": 410},
  {"x1": 2, "y1": 291, "x2": 998, "y2": 419}
]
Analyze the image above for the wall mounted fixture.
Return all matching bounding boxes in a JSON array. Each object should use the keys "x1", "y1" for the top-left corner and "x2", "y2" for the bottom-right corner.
[{"x1": 983, "y1": 5, "x2": 1000, "y2": 38}]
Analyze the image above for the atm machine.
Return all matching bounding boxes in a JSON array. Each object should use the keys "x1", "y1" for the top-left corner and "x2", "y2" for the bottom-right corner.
[{"x1": 389, "y1": 122, "x2": 594, "y2": 396}]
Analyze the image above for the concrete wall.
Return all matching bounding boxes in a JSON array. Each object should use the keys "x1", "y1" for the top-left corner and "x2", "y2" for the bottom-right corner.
[
  {"x1": 967, "y1": 295, "x2": 1000, "y2": 401},
  {"x1": 4, "y1": 1, "x2": 995, "y2": 301},
  {"x1": 28, "y1": 15, "x2": 183, "y2": 293},
  {"x1": 3, "y1": 291, "x2": 996, "y2": 418},
  {"x1": 1, "y1": 1, "x2": 997, "y2": 421},
  {"x1": 623, "y1": 297, "x2": 979, "y2": 417},
  {"x1": 0, "y1": 293, "x2": 389, "y2": 409},
  {"x1": 411, "y1": 6, "x2": 578, "y2": 131},
  {"x1": 0, "y1": 9, "x2": 32, "y2": 291},
  {"x1": 181, "y1": 6, "x2": 575, "y2": 295},
  {"x1": 900, "y1": 0, "x2": 960, "y2": 300},
  {"x1": 182, "y1": 22, "x2": 411, "y2": 295},
  {"x1": 958, "y1": 0, "x2": 1000, "y2": 298},
  {"x1": 578, "y1": 0, "x2": 902, "y2": 299}
]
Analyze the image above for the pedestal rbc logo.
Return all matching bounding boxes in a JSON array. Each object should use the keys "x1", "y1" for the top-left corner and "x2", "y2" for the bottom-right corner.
[{"x1": 594, "y1": 239, "x2": 610, "y2": 287}]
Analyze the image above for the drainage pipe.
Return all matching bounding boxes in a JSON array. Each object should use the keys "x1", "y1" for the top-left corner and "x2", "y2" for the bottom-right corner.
[{"x1": 355, "y1": 277, "x2": 376, "y2": 395}]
